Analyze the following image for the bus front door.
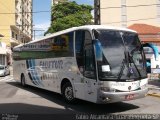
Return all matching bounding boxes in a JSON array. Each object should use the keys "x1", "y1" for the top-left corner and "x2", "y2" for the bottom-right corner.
[{"x1": 83, "y1": 47, "x2": 97, "y2": 103}]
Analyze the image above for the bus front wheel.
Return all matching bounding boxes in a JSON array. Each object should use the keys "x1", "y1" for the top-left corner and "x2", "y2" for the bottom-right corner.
[
  {"x1": 62, "y1": 82, "x2": 75, "y2": 103},
  {"x1": 21, "y1": 74, "x2": 26, "y2": 87}
]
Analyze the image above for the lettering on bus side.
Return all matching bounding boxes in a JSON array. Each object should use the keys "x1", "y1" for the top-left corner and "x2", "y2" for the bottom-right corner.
[{"x1": 39, "y1": 60, "x2": 63, "y2": 69}]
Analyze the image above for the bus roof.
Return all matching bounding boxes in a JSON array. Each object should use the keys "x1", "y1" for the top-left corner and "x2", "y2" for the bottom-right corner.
[{"x1": 14, "y1": 25, "x2": 137, "y2": 49}]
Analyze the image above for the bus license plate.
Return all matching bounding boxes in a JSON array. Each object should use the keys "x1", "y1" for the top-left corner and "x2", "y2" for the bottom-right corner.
[{"x1": 125, "y1": 94, "x2": 134, "y2": 100}]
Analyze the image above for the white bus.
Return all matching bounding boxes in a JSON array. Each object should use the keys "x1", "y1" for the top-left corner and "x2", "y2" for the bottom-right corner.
[{"x1": 13, "y1": 25, "x2": 148, "y2": 103}]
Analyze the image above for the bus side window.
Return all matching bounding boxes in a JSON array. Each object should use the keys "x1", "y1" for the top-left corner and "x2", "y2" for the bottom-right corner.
[{"x1": 75, "y1": 30, "x2": 85, "y2": 74}]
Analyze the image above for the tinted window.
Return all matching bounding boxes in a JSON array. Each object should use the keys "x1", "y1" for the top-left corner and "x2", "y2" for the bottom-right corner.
[
  {"x1": 75, "y1": 30, "x2": 85, "y2": 54},
  {"x1": 13, "y1": 32, "x2": 74, "y2": 60},
  {"x1": 75, "y1": 30, "x2": 85, "y2": 73},
  {"x1": 75, "y1": 30, "x2": 96, "y2": 79}
]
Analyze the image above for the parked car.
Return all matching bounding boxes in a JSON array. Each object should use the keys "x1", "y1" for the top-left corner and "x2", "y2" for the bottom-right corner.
[{"x1": 0, "y1": 65, "x2": 10, "y2": 77}]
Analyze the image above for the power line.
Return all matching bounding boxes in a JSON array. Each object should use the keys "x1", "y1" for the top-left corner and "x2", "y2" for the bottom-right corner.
[
  {"x1": 0, "y1": 36, "x2": 10, "y2": 38},
  {"x1": 0, "y1": 35, "x2": 44, "y2": 37},
  {"x1": 0, "y1": 1, "x2": 14, "y2": 13},
  {"x1": 0, "y1": 17, "x2": 158, "y2": 27},
  {"x1": 0, "y1": 25, "x2": 34, "y2": 26},
  {"x1": 102, "y1": 17, "x2": 157, "y2": 24},
  {"x1": 0, "y1": 11, "x2": 50, "y2": 14},
  {"x1": 0, "y1": 17, "x2": 157, "y2": 26},
  {"x1": 0, "y1": 0, "x2": 16, "y2": 21},
  {"x1": 0, "y1": 29, "x2": 10, "y2": 30},
  {"x1": 0, "y1": 3, "x2": 159, "y2": 14},
  {"x1": 100, "y1": 3, "x2": 160, "y2": 9}
]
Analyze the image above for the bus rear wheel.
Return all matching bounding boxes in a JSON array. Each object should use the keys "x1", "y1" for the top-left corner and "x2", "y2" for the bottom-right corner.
[
  {"x1": 21, "y1": 74, "x2": 26, "y2": 87},
  {"x1": 62, "y1": 82, "x2": 75, "y2": 103}
]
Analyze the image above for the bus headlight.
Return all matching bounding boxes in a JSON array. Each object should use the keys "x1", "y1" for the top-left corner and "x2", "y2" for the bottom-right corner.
[{"x1": 100, "y1": 87, "x2": 115, "y2": 92}]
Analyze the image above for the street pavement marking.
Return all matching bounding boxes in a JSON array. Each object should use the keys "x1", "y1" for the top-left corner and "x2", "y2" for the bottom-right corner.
[
  {"x1": 0, "y1": 75, "x2": 16, "y2": 82},
  {"x1": 147, "y1": 88, "x2": 160, "y2": 98},
  {"x1": 147, "y1": 93, "x2": 160, "y2": 98}
]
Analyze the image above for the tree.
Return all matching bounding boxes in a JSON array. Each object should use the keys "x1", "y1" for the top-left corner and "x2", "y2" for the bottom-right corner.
[{"x1": 45, "y1": 1, "x2": 93, "y2": 34}]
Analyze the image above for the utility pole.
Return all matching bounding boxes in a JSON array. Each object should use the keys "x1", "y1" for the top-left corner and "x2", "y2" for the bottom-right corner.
[
  {"x1": 21, "y1": 0, "x2": 25, "y2": 43},
  {"x1": 33, "y1": 30, "x2": 45, "y2": 40},
  {"x1": 0, "y1": 34, "x2": 4, "y2": 37},
  {"x1": 94, "y1": 0, "x2": 101, "y2": 25},
  {"x1": 21, "y1": 0, "x2": 24, "y2": 32}
]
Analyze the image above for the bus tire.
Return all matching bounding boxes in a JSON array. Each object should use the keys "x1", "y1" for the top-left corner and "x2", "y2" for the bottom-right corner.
[
  {"x1": 21, "y1": 74, "x2": 26, "y2": 87},
  {"x1": 62, "y1": 82, "x2": 75, "y2": 103}
]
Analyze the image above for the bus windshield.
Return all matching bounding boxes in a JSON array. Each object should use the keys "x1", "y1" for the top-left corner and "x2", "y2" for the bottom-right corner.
[{"x1": 95, "y1": 29, "x2": 147, "y2": 81}]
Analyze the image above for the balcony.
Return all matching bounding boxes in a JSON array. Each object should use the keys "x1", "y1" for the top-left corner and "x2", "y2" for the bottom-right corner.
[
  {"x1": 15, "y1": 7, "x2": 19, "y2": 17},
  {"x1": 15, "y1": 0, "x2": 18, "y2": 4},
  {"x1": 10, "y1": 38, "x2": 21, "y2": 47}
]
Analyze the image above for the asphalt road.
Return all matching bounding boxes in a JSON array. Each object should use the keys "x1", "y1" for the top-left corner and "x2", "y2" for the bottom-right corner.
[{"x1": 0, "y1": 76, "x2": 160, "y2": 120}]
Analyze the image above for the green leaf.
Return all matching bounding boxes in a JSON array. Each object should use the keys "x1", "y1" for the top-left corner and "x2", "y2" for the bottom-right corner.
[{"x1": 45, "y1": 1, "x2": 93, "y2": 35}]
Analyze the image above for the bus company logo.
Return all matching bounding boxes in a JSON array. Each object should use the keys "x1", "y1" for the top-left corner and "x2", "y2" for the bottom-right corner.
[
  {"x1": 128, "y1": 86, "x2": 131, "y2": 91},
  {"x1": 110, "y1": 82, "x2": 125, "y2": 87}
]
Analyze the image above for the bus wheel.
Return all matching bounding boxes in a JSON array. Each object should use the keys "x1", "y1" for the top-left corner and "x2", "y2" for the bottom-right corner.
[
  {"x1": 21, "y1": 74, "x2": 26, "y2": 87},
  {"x1": 62, "y1": 82, "x2": 75, "y2": 103}
]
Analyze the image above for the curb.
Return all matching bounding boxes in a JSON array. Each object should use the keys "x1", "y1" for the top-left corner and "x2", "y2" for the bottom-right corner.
[
  {"x1": 147, "y1": 93, "x2": 160, "y2": 98},
  {"x1": 147, "y1": 87, "x2": 160, "y2": 98},
  {"x1": 148, "y1": 87, "x2": 160, "y2": 90}
]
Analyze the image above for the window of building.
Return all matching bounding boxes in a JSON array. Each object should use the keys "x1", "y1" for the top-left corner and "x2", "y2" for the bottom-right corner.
[
  {"x1": 12, "y1": 31, "x2": 15, "y2": 38},
  {"x1": 15, "y1": 34, "x2": 18, "y2": 40}
]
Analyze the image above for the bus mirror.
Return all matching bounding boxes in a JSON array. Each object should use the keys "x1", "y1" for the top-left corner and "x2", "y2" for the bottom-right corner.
[{"x1": 94, "y1": 39, "x2": 103, "y2": 61}]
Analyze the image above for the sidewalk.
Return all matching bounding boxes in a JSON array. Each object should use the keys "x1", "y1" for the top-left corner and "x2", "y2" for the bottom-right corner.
[
  {"x1": 9, "y1": 65, "x2": 13, "y2": 75},
  {"x1": 147, "y1": 79, "x2": 160, "y2": 98}
]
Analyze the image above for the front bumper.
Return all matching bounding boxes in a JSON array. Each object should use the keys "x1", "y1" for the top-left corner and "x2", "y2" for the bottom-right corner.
[
  {"x1": 97, "y1": 88, "x2": 148, "y2": 103},
  {"x1": 0, "y1": 72, "x2": 5, "y2": 76}
]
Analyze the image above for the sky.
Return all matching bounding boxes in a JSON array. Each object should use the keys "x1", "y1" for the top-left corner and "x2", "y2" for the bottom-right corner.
[{"x1": 33, "y1": 0, "x2": 94, "y2": 39}]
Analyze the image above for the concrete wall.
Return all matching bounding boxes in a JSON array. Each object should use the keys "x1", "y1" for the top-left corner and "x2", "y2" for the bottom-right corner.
[
  {"x1": 100, "y1": 0, "x2": 160, "y2": 27},
  {"x1": 0, "y1": 0, "x2": 15, "y2": 46}
]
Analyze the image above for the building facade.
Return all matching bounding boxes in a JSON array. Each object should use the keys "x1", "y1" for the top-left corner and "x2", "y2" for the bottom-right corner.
[
  {"x1": 94, "y1": 0, "x2": 160, "y2": 27},
  {"x1": 0, "y1": 0, "x2": 33, "y2": 65}
]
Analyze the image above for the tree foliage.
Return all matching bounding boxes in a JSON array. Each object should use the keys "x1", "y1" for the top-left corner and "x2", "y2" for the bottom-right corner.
[{"x1": 45, "y1": 1, "x2": 93, "y2": 34}]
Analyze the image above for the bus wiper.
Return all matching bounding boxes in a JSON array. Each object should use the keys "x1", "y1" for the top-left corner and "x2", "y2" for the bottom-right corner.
[
  {"x1": 117, "y1": 32, "x2": 130, "y2": 80},
  {"x1": 117, "y1": 50, "x2": 131, "y2": 80},
  {"x1": 130, "y1": 45, "x2": 142, "y2": 55},
  {"x1": 117, "y1": 59, "x2": 125, "y2": 81},
  {"x1": 129, "y1": 53, "x2": 142, "y2": 79},
  {"x1": 117, "y1": 51, "x2": 142, "y2": 80}
]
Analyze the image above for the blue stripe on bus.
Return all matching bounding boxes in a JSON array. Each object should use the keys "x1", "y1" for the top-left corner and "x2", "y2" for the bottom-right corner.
[
  {"x1": 28, "y1": 59, "x2": 37, "y2": 85},
  {"x1": 32, "y1": 59, "x2": 43, "y2": 86},
  {"x1": 30, "y1": 59, "x2": 40, "y2": 86},
  {"x1": 26, "y1": 60, "x2": 34, "y2": 85},
  {"x1": 27, "y1": 59, "x2": 37, "y2": 85}
]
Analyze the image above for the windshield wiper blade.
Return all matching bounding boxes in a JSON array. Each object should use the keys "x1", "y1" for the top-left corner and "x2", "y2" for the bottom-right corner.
[
  {"x1": 117, "y1": 59, "x2": 125, "y2": 81},
  {"x1": 117, "y1": 51, "x2": 142, "y2": 81},
  {"x1": 129, "y1": 54, "x2": 142, "y2": 79},
  {"x1": 130, "y1": 45, "x2": 142, "y2": 55},
  {"x1": 117, "y1": 50, "x2": 130, "y2": 80}
]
